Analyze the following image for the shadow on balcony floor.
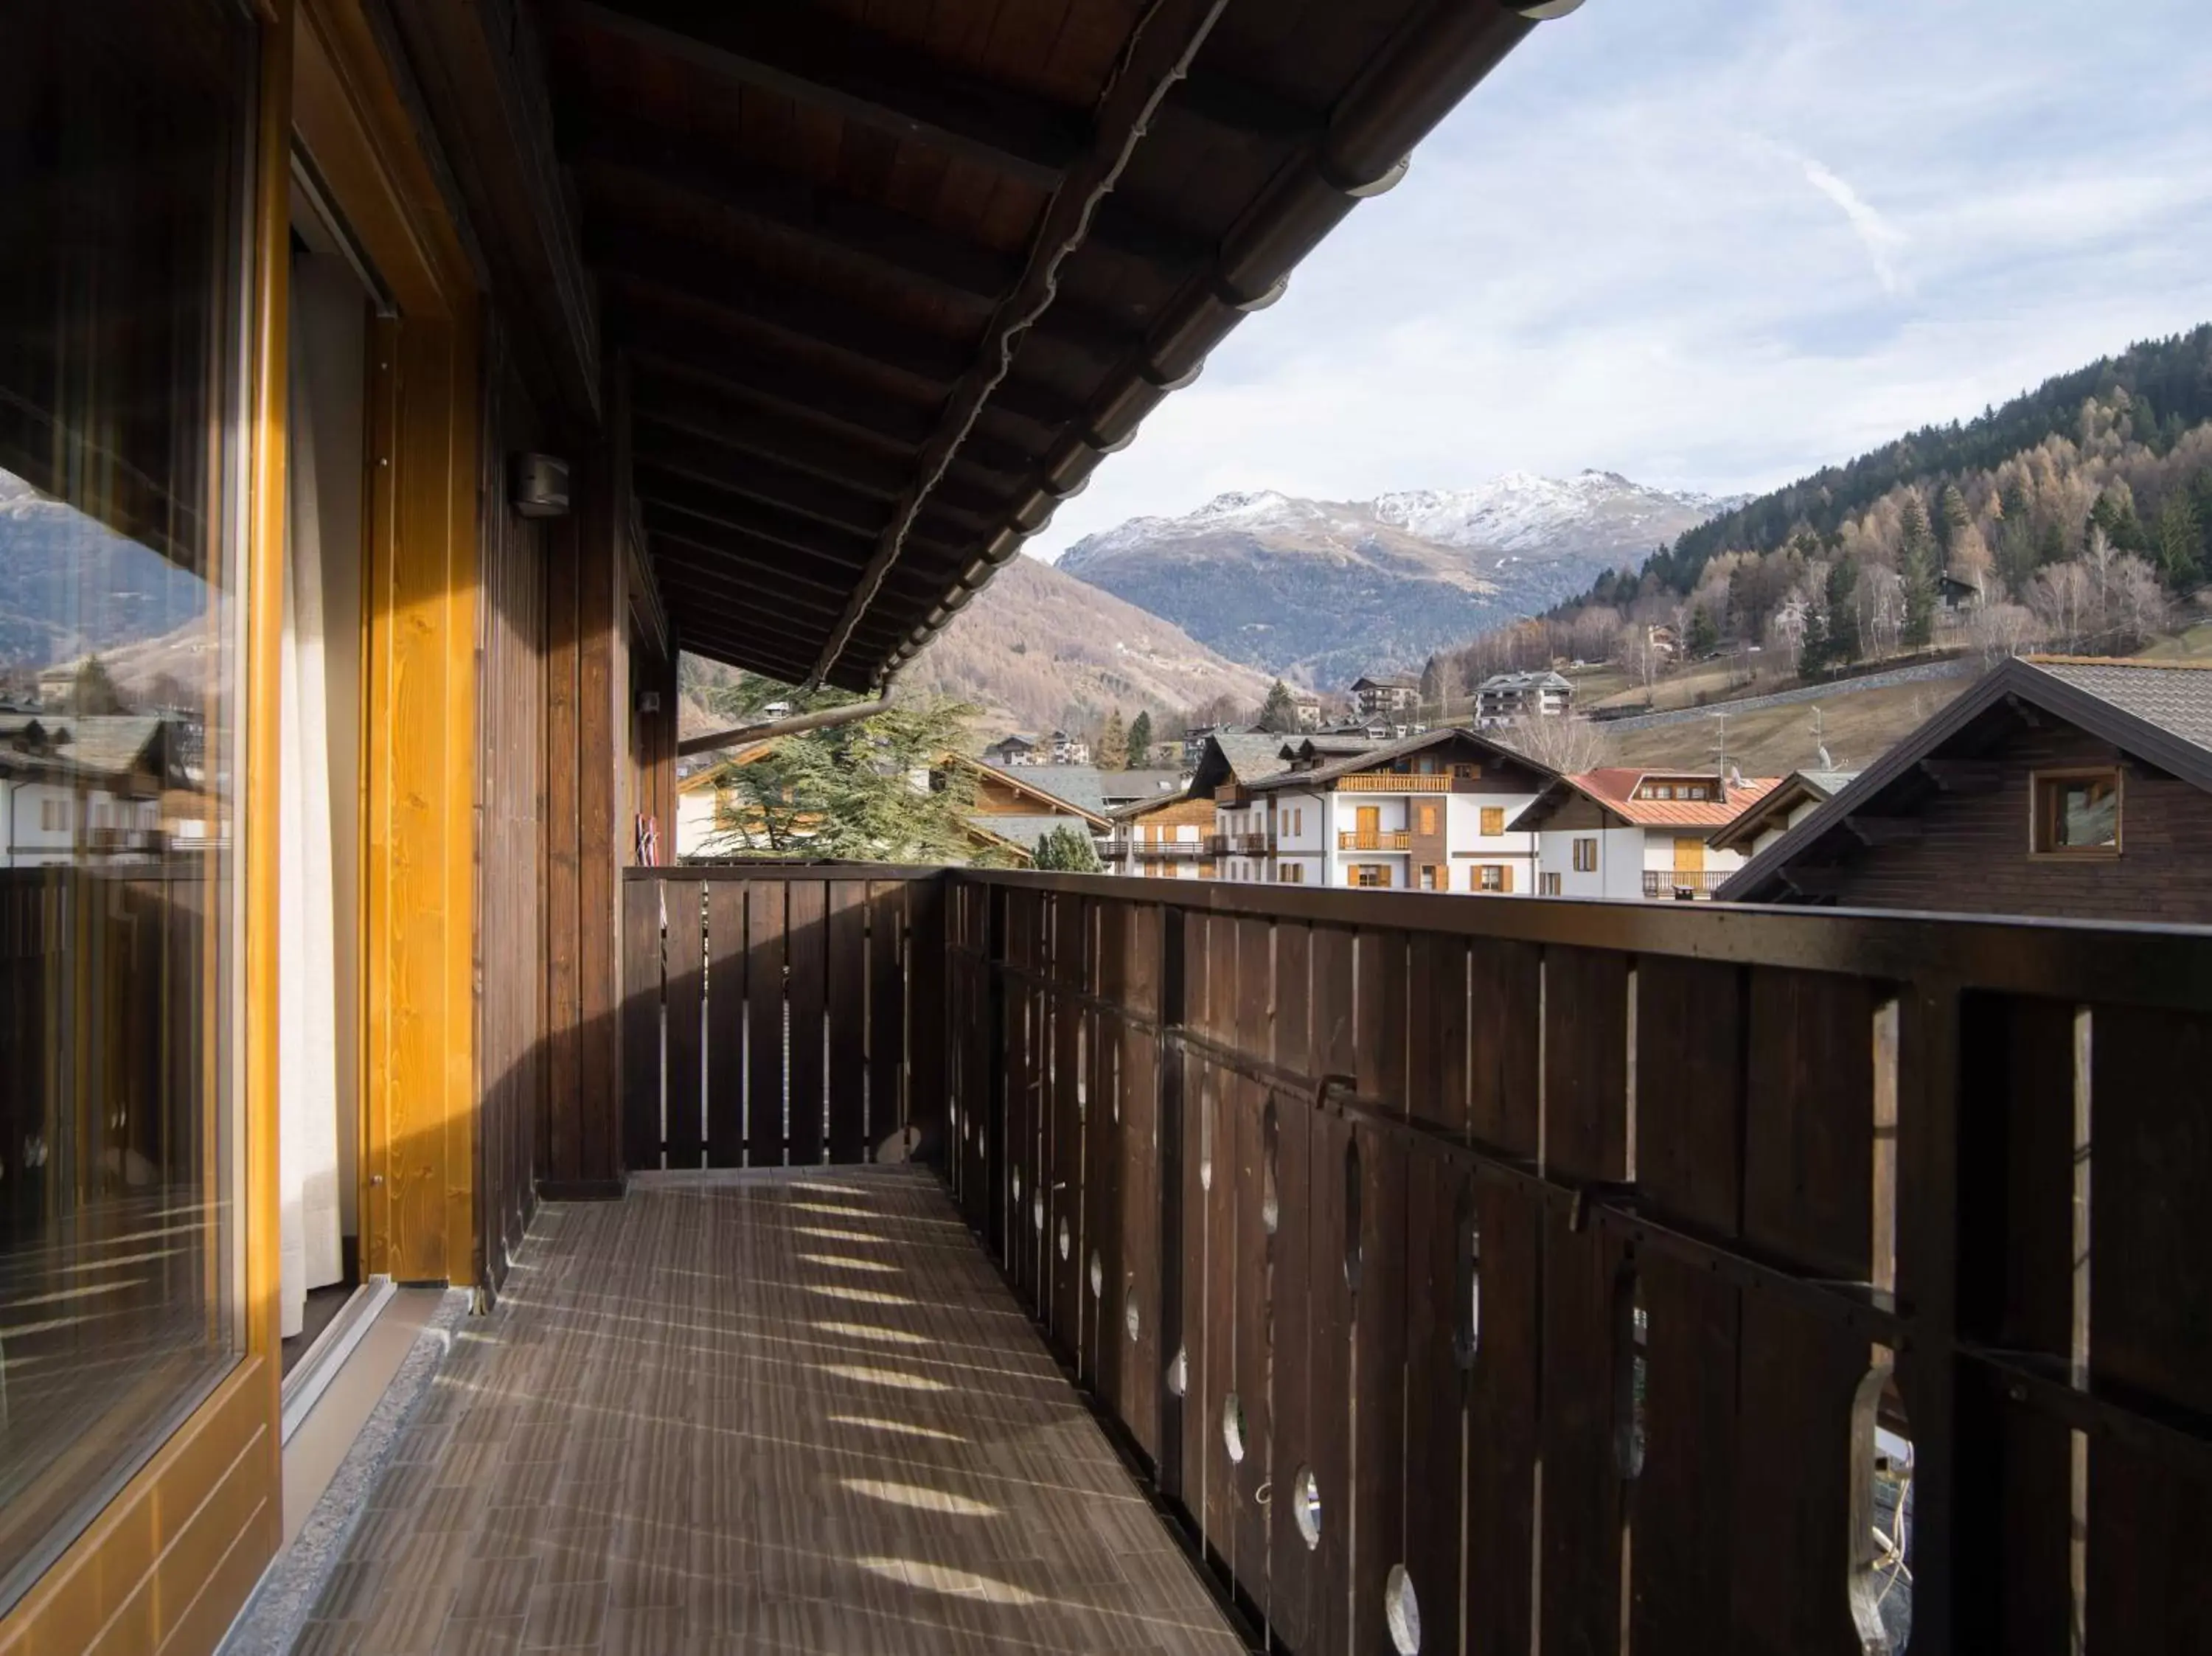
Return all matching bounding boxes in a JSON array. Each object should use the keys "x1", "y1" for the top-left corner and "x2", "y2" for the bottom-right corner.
[{"x1": 294, "y1": 1166, "x2": 1242, "y2": 1655}]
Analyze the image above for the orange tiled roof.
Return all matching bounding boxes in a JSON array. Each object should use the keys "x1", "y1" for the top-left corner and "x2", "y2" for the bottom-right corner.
[{"x1": 1565, "y1": 768, "x2": 1779, "y2": 828}]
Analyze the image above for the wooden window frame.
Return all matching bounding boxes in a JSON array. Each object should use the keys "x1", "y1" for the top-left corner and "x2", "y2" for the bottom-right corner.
[
  {"x1": 1540, "y1": 872, "x2": 1562, "y2": 896},
  {"x1": 2029, "y1": 766, "x2": 2123, "y2": 859},
  {"x1": 1573, "y1": 836, "x2": 1599, "y2": 872},
  {"x1": 1480, "y1": 806, "x2": 1505, "y2": 836}
]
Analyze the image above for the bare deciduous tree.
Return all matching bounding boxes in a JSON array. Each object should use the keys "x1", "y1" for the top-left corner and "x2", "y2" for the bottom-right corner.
[{"x1": 1492, "y1": 712, "x2": 1614, "y2": 775}]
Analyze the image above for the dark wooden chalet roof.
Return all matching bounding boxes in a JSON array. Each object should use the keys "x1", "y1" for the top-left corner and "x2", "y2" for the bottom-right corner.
[
  {"x1": 1717, "y1": 656, "x2": 2212, "y2": 902},
  {"x1": 532, "y1": 0, "x2": 1571, "y2": 689}
]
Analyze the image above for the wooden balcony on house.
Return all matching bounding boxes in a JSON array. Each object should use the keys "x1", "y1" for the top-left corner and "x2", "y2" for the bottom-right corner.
[
  {"x1": 1335, "y1": 773, "x2": 1452, "y2": 793},
  {"x1": 1339, "y1": 829, "x2": 1413, "y2": 851},
  {"x1": 1642, "y1": 869, "x2": 1732, "y2": 898},
  {"x1": 328, "y1": 860, "x2": 2212, "y2": 1656}
]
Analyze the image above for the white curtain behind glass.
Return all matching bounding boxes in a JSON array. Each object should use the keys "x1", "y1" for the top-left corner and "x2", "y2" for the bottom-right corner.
[{"x1": 279, "y1": 288, "x2": 344, "y2": 1340}]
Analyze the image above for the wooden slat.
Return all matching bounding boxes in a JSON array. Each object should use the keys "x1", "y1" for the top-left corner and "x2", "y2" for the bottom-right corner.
[
  {"x1": 1464, "y1": 1177, "x2": 1540, "y2": 1656},
  {"x1": 1630, "y1": 958, "x2": 1746, "y2": 1651},
  {"x1": 704, "y1": 880, "x2": 748, "y2": 1167},
  {"x1": 1402, "y1": 1152, "x2": 1468, "y2": 1656},
  {"x1": 663, "y1": 879, "x2": 705, "y2": 1169},
  {"x1": 826, "y1": 881, "x2": 869, "y2": 1162},
  {"x1": 620, "y1": 877, "x2": 664, "y2": 1172},
  {"x1": 1304, "y1": 1106, "x2": 1356, "y2": 1655},
  {"x1": 905, "y1": 873, "x2": 947, "y2": 1161},
  {"x1": 785, "y1": 879, "x2": 827, "y2": 1164},
  {"x1": 1728, "y1": 964, "x2": 1878, "y2": 1655},
  {"x1": 866, "y1": 881, "x2": 907, "y2": 1158},
  {"x1": 2085, "y1": 1003, "x2": 2212, "y2": 1652},
  {"x1": 744, "y1": 881, "x2": 786, "y2": 1166},
  {"x1": 1351, "y1": 1121, "x2": 1409, "y2": 1656}
]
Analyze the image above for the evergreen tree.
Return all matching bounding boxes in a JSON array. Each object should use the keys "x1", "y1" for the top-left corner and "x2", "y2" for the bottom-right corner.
[
  {"x1": 1096, "y1": 709, "x2": 1129, "y2": 770},
  {"x1": 1257, "y1": 680, "x2": 1301, "y2": 734},
  {"x1": 1686, "y1": 606, "x2": 1719, "y2": 658},
  {"x1": 1032, "y1": 824, "x2": 1103, "y2": 872},
  {"x1": 1936, "y1": 483, "x2": 1971, "y2": 554},
  {"x1": 704, "y1": 684, "x2": 989, "y2": 864},
  {"x1": 1126, "y1": 710, "x2": 1154, "y2": 768},
  {"x1": 1900, "y1": 495, "x2": 1939, "y2": 647},
  {"x1": 2154, "y1": 494, "x2": 2202, "y2": 591},
  {"x1": 72, "y1": 655, "x2": 127, "y2": 714},
  {"x1": 1418, "y1": 655, "x2": 1450, "y2": 723},
  {"x1": 1823, "y1": 560, "x2": 1861, "y2": 665}
]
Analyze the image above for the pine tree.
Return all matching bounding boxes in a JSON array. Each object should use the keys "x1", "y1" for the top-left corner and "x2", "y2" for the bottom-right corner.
[
  {"x1": 1686, "y1": 606, "x2": 1719, "y2": 657},
  {"x1": 1126, "y1": 710, "x2": 1154, "y2": 768},
  {"x1": 1936, "y1": 483, "x2": 1970, "y2": 553},
  {"x1": 1257, "y1": 680, "x2": 1300, "y2": 734},
  {"x1": 1418, "y1": 655, "x2": 1450, "y2": 723},
  {"x1": 1823, "y1": 560, "x2": 1861, "y2": 664},
  {"x1": 1096, "y1": 709, "x2": 1129, "y2": 770},
  {"x1": 706, "y1": 687, "x2": 988, "y2": 863},
  {"x1": 2154, "y1": 493, "x2": 2202, "y2": 591},
  {"x1": 1900, "y1": 495, "x2": 1939, "y2": 648},
  {"x1": 72, "y1": 654, "x2": 127, "y2": 714},
  {"x1": 1032, "y1": 824, "x2": 1102, "y2": 872}
]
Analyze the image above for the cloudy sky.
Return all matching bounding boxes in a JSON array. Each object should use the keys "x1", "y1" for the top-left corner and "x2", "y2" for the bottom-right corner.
[{"x1": 1028, "y1": 0, "x2": 2212, "y2": 559}]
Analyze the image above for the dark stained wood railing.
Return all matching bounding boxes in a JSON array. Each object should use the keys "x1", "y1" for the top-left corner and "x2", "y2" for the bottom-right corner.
[
  {"x1": 619, "y1": 865, "x2": 944, "y2": 1170},
  {"x1": 943, "y1": 871, "x2": 2212, "y2": 1656},
  {"x1": 622, "y1": 863, "x2": 2212, "y2": 1654}
]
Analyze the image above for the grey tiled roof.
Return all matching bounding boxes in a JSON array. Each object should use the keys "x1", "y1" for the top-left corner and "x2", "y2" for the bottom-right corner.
[
  {"x1": 2028, "y1": 659, "x2": 2212, "y2": 754},
  {"x1": 973, "y1": 813, "x2": 1101, "y2": 849},
  {"x1": 1211, "y1": 735, "x2": 1296, "y2": 787}
]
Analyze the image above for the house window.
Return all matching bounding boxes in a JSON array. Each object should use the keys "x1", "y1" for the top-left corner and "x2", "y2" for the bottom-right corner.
[
  {"x1": 1419, "y1": 805, "x2": 1439, "y2": 835},
  {"x1": 1476, "y1": 864, "x2": 1512, "y2": 893},
  {"x1": 2033, "y1": 769, "x2": 2121, "y2": 855},
  {"x1": 1351, "y1": 864, "x2": 1390, "y2": 888},
  {"x1": 1573, "y1": 837, "x2": 1599, "y2": 872},
  {"x1": 1453, "y1": 763, "x2": 1477, "y2": 781},
  {"x1": 1480, "y1": 807, "x2": 1505, "y2": 836},
  {"x1": 1289, "y1": 864, "x2": 1304, "y2": 884},
  {"x1": 1419, "y1": 864, "x2": 1440, "y2": 891},
  {"x1": 1540, "y1": 872, "x2": 1562, "y2": 896}
]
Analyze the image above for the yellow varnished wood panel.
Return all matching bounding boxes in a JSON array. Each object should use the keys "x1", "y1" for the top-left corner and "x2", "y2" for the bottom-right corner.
[{"x1": 364, "y1": 314, "x2": 481, "y2": 1286}]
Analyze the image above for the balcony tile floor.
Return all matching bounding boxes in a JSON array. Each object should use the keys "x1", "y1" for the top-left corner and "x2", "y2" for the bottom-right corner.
[{"x1": 295, "y1": 1166, "x2": 1242, "y2": 1655}]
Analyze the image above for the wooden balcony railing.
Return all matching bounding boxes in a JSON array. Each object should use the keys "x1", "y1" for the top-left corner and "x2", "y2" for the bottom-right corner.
[
  {"x1": 1130, "y1": 841, "x2": 1208, "y2": 860},
  {"x1": 1335, "y1": 773, "x2": 1449, "y2": 793},
  {"x1": 1641, "y1": 869, "x2": 1731, "y2": 897},
  {"x1": 622, "y1": 861, "x2": 2212, "y2": 1652},
  {"x1": 1339, "y1": 829, "x2": 1411, "y2": 851}
]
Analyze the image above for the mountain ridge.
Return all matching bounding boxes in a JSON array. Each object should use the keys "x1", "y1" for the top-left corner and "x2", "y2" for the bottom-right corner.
[{"x1": 1057, "y1": 470, "x2": 1739, "y2": 686}]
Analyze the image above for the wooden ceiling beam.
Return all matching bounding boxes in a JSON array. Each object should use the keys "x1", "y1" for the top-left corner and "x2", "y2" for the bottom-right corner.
[
  {"x1": 633, "y1": 369, "x2": 1018, "y2": 527},
  {"x1": 631, "y1": 372, "x2": 911, "y2": 498},
  {"x1": 598, "y1": 245, "x2": 973, "y2": 389},
  {"x1": 557, "y1": 0, "x2": 1086, "y2": 189},
  {"x1": 1169, "y1": 68, "x2": 1326, "y2": 144},
  {"x1": 633, "y1": 421, "x2": 893, "y2": 539},
  {"x1": 617, "y1": 318, "x2": 940, "y2": 449},
  {"x1": 638, "y1": 497, "x2": 944, "y2": 602},
  {"x1": 635, "y1": 469, "x2": 877, "y2": 566},
  {"x1": 573, "y1": 125, "x2": 1016, "y2": 304}
]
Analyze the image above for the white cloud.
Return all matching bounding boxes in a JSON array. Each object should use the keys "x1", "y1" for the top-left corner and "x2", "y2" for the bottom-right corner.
[
  {"x1": 1783, "y1": 150, "x2": 1909, "y2": 296},
  {"x1": 1023, "y1": 0, "x2": 2212, "y2": 561}
]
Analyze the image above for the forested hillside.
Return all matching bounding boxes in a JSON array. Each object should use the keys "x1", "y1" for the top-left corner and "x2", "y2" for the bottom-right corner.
[{"x1": 1476, "y1": 327, "x2": 2212, "y2": 686}]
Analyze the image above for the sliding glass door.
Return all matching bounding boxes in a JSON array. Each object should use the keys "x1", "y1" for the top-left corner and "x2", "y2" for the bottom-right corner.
[{"x1": 0, "y1": 0, "x2": 257, "y2": 1610}]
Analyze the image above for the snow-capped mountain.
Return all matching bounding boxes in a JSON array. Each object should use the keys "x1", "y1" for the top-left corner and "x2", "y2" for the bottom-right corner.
[{"x1": 1056, "y1": 470, "x2": 1739, "y2": 687}]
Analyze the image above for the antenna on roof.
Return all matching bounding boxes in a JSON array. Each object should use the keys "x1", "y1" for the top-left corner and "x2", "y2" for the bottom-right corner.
[{"x1": 1706, "y1": 707, "x2": 1729, "y2": 784}]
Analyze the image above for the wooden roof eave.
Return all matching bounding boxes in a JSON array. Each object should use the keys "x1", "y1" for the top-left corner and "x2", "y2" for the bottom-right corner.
[{"x1": 862, "y1": 4, "x2": 1546, "y2": 689}]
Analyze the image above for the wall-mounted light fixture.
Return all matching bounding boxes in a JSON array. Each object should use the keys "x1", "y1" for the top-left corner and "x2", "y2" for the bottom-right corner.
[{"x1": 509, "y1": 453, "x2": 571, "y2": 518}]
